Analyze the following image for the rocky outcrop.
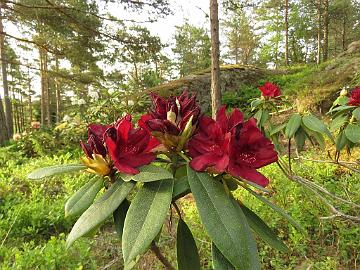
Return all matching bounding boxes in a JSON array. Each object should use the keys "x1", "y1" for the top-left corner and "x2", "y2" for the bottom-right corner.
[{"x1": 148, "y1": 65, "x2": 276, "y2": 112}]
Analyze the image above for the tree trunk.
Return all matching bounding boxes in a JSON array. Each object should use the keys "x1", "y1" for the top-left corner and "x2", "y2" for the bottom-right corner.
[
  {"x1": 210, "y1": 0, "x2": 221, "y2": 119},
  {"x1": 0, "y1": 4, "x2": 13, "y2": 137},
  {"x1": 55, "y1": 57, "x2": 61, "y2": 123},
  {"x1": 0, "y1": 94, "x2": 9, "y2": 143},
  {"x1": 28, "y1": 68, "x2": 33, "y2": 124},
  {"x1": 323, "y1": 0, "x2": 329, "y2": 61},
  {"x1": 342, "y1": 16, "x2": 346, "y2": 51},
  {"x1": 284, "y1": 0, "x2": 289, "y2": 66},
  {"x1": 45, "y1": 52, "x2": 51, "y2": 126},
  {"x1": 39, "y1": 48, "x2": 46, "y2": 126},
  {"x1": 316, "y1": 0, "x2": 322, "y2": 64}
]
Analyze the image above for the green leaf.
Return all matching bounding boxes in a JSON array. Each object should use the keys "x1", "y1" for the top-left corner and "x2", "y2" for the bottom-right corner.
[
  {"x1": 113, "y1": 199, "x2": 130, "y2": 240},
  {"x1": 302, "y1": 115, "x2": 333, "y2": 142},
  {"x1": 285, "y1": 114, "x2": 302, "y2": 138},
  {"x1": 187, "y1": 166, "x2": 260, "y2": 270},
  {"x1": 65, "y1": 177, "x2": 103, "y2": 218},
  {"x1": 172, "y1": 176, "x2": 190, "y2": 200},
  {"x1": 212, "y1": 242, "x2": 235, "y2": 270},
  {"x1": 329, "y1": 115, "x2": 348, "y2": 132},
  {"x1": 337, "y1": 96, "x2": 349, "y2": 105},
  {"x1": 122, "y1": 179, "x2": 174, "y2": 267},
  {"x1": 312, "y1": 131, "x2": 325, "y2": 149},
  {"x1": 177, "y1": 219, "x2": 200, "y2": 270},
  {"x1": 240, "y1": 204, "x2": 288, "y2": 252},
  {"x1": 243, "y1": 186, "x2": 304, "y2": 232},
  {"x1": 269, "y1": 123, "x2": 286, "y2": 136},
  {"x1": 344, "y1": 124, "x2": 360, "y2": 143},
  {"x1": 328, "y1": 105, "x2": 354, "y2": 114},
  {"x1": 66, "y1": 180, "x2": 135, "y2": 248},
  {"x1": 335, "y1": 131, "x2": 348, "y2": 151},
  {"x1": 353, "y1": 107, "x2": 360, "y2": 121},
  {"x1": 28, "y1": 164, "x2": 86, "y2": 180},
  {"x1": 259, "y1": 110, "x2": 269, "y2": 127},
  {"x1": 253, "y1": 109, "x2": 263, "y2": 125},
  {"x1": 294, "y1": 127, "x2": 306, "y2": 152},
  {"x1": 120, "y1": 164, "x2": 173, "y2": 182}
]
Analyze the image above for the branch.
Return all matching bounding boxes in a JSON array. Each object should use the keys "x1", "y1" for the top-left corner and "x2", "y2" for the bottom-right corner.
[
  {"x1": 277, "y1": 162, "x2": 360, "y2": 223},
  {"x1": 0, "y1": 31, "x2": 62, "y2": 55},
  {"x1": 150, "y1": 241, "x2": 175, "y2": 270},
  {"x1": 295, "y1": 156, "x2": 360, "y2": 173},
  {"x1": 4, "y1": 0, "x2": 155, "y2": 24}
]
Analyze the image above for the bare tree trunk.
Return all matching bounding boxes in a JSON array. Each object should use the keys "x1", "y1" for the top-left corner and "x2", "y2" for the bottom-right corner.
[
  {"x1": 11, "y1": 87, "x2": 19, "y2": 133},
  {"x1": 27, "y1": 68, "x2": 33, "y2": 124},
  {"x1": 45, "y1": 52, "x2": 51, "y2": 126},
  {"x1": 0, "y1": 94, "x2": 9, "y2": 143},
  {"x1": 341, "y1": 16, "x2": 346, "y2": 51},
  {"x1": 284, "y1": 0, "x2": 289, "y2": 65},
  {"x1": 316, "y1": 0, "x2": 322, "y2": 64},
  {"x1": 210, "y1": 0, "x2": 221, "y2": 119},
  {"x1": 39, "y1": 48, "x2": 46, "y2": 126},
  {"x1": 0, "y1": 3, "x2": 13, "y2": 137},
  {"x1": 323, "y1": 0, "x2": 329, "y2": 61},
  {"x1": 55, "y1": 57, "x2": 61, "y2": 123}
]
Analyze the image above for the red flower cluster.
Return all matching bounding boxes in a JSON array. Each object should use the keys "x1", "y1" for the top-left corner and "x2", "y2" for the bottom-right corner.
[
  {"x1": 188, "y1": 106, "x2": 278, "y2": 187},
  {"x1": 81, "y1": 115, "x2": 158, "y2": 176},
  {"x1": 105, "y1": 115, "x2": 159, "y2": 174},
  {"x1": 258, "y1": 82, "x2": 281, "y2": 98},
  {"x1": 80, "y1": 91, "x2": 277, "y2": 186},
  {"x1": 139, "y1": 91, "x2": 200, "y2": 150},
  {"x1": 81, "y1": 124, "x2": 109, "y2": 159},
  {"x1": 348, "y1": 86, "x2": 360, "y2": 106}
]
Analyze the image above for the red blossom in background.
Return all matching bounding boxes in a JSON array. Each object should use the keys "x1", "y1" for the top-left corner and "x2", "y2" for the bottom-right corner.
[
  {"x1": 188, "y1": 106, "x2": 278, "y2": 187},
  {"x1": 139, "y1": 91, "x2": 201, "y2": 150},
  {"x1": 104, "y1": 115, "x2": 159, "y2": 175},
  {"x1": 348, "y1": 86, "x2": 360, "y2": 106},
  {"x1": 258, "y1": 82, "x2": 281, "y2": 98},
  {"x1": 80, "y1": 124, "x2": 110, "y2": 159}
]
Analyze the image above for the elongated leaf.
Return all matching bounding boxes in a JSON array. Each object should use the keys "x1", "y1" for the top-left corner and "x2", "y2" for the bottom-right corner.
[
  {"x1": 269, "y1": 123, "x2": 286, "y2": 136},
  {"x1": 65, "y1": 177, "x2": 103, "y2": 218},
  {"x1": 285, "y1": 114, "x2": 302, "y2": 138},
  {"x1": 243, "y1": 186, "x2": 303, "y2": 232},
  {"x1": 122, "y1": 179, "x2": 174, "y2": 267},
  {"x1": 177, "y1": 219, "x2": 200, "y2": 270},
  {"x1": 172, "y1": 176, "x2": 190, "y2": 200},
  {"x1": 312, "y1": 131, "x2": 325, "y2": 149},
  {"x1": 113, "y1": 199, "x2": 130, "y2": 240},
  {"x1": 187, "y1": 166, "x2": 260, "y2": 270},
  {"x1": 254, "y1": 109, "x2": 263, "y2": 125},
  {"x1": 336, "y1": 131, "x2": 348, "y2": 151},
  {"x1": 344, "y1": 124, "x2": 360, "y2": 143},
  {"x1": 120, "y1": 164, "x2": 173, "y2": 182},
  {"x1": 302, "y1": 115, "x2": 333, "y2": 142},
  {"x1": 294, "y1": 127, "x2": 306, "y2": 152},
  {"x1": 212, "y1": 242, "x2": 235, "y2": 270},
  {"x1": 240, "y1": 204, "x2": 288, "y2": 252},
  {"x1": 66, "y1": 180, "x2": 135, "y2": 248},
  {"x1": 328, "y1": 105, "x2": 354, "y2": 113},
  {"x1": 353, "y1": 107, "x2": 360, "y2": 121},
  {"x1": 28, "y1": 164, "x2": 86, "y2": 179},
  {"x1": 329, "y1": 115, "x2": 348, "y2": 132}
]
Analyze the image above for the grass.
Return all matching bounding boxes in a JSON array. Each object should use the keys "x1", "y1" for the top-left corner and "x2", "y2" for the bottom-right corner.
[{"x1": 0, "y1": 141, "x2": 359, "y2": 269}]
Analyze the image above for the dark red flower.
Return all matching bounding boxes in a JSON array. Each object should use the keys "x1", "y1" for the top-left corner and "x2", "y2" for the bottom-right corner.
[
  {"x1": 105, "y1": 115, "x2": 159, "y2": 174},
  {"x1": 188, "y1": 106, "x2": 277, "y2": 187},
  {"x1": 80, "y1": 124, "x2": 112, "y2": 176},
  {"x1": 228, "y1": 119, "x2": 278, "y2": 187},
  {"x1": 348, "y1": 86, "x2": 360, "y2": 106},
  {"x1": 80, "y1": 124, "x2": 110, "y2": 159},
  {"x1": 258, "y1": 82, "x2": 281, "y2": 98},
  {"x1": 138, "y1": 91, "x2": 200, "y2": 150}
]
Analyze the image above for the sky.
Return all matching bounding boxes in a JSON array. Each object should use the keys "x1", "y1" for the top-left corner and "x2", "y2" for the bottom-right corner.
[{"x1": 1, "y1": 0, "x2": 219, "y2": 97}]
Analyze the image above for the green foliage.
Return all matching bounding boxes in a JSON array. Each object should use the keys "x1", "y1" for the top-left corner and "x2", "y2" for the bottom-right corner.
[
  {"x1": 187, "y1": 167, "x2": 260, "y2": 269},
  {"x1": 221, "y1": 85, "x2": 260, "y2": 113}
]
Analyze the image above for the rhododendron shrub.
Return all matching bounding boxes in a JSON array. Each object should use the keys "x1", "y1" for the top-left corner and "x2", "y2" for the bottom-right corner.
[{"x1": 29, "y1": 90, "x2": 314, "y2": 270}]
